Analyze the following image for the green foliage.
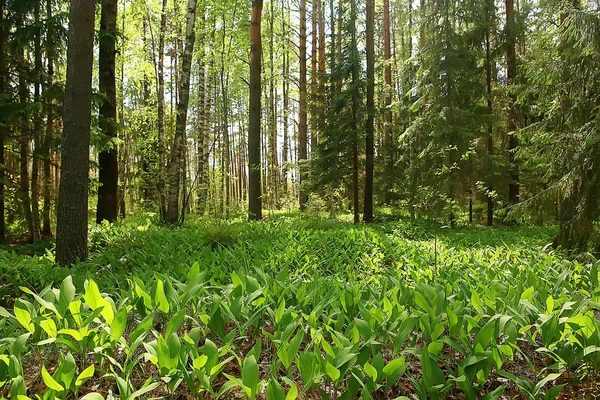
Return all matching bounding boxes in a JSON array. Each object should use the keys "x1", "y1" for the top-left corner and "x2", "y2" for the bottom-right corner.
[{"x1": 1, "y1": 216, "x2": 599, "y2": 398}]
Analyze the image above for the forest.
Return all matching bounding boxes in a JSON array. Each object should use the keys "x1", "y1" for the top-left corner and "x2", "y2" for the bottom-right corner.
[{"x1": 1, "y1": 0, "x2": 600, "y2": 398}]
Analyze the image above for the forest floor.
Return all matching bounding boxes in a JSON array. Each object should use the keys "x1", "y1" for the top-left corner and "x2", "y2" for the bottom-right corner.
[{"x1": 0, "y1": 214, "x2": 599, "y2": 399}]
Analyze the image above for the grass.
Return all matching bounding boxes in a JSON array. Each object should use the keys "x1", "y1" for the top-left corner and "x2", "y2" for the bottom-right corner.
[{"x1": 0, "y1": 215, "x2": 599, "y2": 399}]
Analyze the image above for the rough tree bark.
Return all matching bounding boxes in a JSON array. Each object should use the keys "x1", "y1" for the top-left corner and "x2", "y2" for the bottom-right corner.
[
  {"x1": 166, "y1": 0, "x2": 198, "y2": 224},
  {"x1": 506, "y1": 0, "x2": 519, "y2": 205},
  {"x1": 18, "y1": 48, "x2": 34, "y2": 242},
  {"x1": 383, "y1": 0, "x2": 393, "y2": 204},
  {"x1": 364, "y1": 0, "x2": 375, "y2": 223},
  {"x1": 157, "y1": 0, "x2": 168, "y2": 220},
  {"x1": 351, "y1": 0, "x2": 359, "y2": 225},
  {"x1": 31, "y1": 0, "x2": 42, "y2": 240},
  {"x1": 282, "y1": 0, "x2": 290, "y2": 194},
  {"x1": 97, "y1": 0, "x2": 119, "y2": 223},
  {"x1": 485, "y1": 0, "x2": 495, "y2": 226},
  {"x1": 298, "y1": 0, "x2": 308, "y2": 209},
  {"x1": 0, "y1": 0, "x2": 6, "y2": 242},
  {"x1": 56, "y1": 0, "x2": 96, "y2": 265},
  {"x1": 42, "y1": 0, "x2": 54, "y2": 235},
  {"x1": 310, "y1": 0, "x2": 318, "y2": 154},
  {"x1": 248, "y1": 0, "x2": 263, "y2": 220}
]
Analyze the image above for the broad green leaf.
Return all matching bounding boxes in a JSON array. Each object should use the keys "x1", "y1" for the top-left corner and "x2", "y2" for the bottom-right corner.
[
  {"x1": 42, "y1": 365, "x2": 64, "y2": 392},
  {"x1": 325, "y1": 362, "x2": 340, "y2": 382},
  {"x1": 80, "y1": 394, "x2": 104, "y2": 400},
  {"x1": 364, "y1": 362, "x2": 378, "y2": 381},
  {"x1": 76, "y1": 364, "x2": 95, "y2": 388},
  {"x1": 242, "y1": 355, "x2": 260, "y2": 398},
  {"x1": 154, "y1": 279, "x2": 169, "y2": 313},
  {"x1": 266, "y1": 378, "x2": 285, "y2": 400},
  {"x1": 13, "y1": 300, "x2": 34, "y2": 333},
  {"x1": 193, "y1": 355, "x2": 208, "y2": 370},
  {"x1": 110, "y1": 307, "x2": 128, "y2": 342}
]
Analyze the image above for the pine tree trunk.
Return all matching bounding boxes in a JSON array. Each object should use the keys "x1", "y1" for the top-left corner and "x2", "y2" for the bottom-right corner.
[
  {"x1": 269, "y1": 0, "x2": 278, "y2": 208},
  {"x1": 248, "y1": 0, "x2": 263, "y2": 220},
  {"x1": 96, "y1": 0, "x2": 118, "y2": 223},
  {"x1": 0, "y1": 0, "x2": 7, "y2": 242},
  {"x1": 310, "y1": 0, "x2": 318, "y2": 154},
  {"x1": 221, "y1": 75, "x2": 230, "y2": 218},
  {"x1": 485, "y1": 0, "x2": 495, "y2": 226},
  {"x1": 351, "y1": 0, "x2": 359, "y2": 225},
  {"x1": 506, "y1": 0, "x2": 519, "y2": 205},
  {"x1": 56, "y1": 0, "x2": 95, "y2": 265},
  {"x1": 42, "y1": 0, "x2": 54, "y2": 235},
  {"x1": 298, "y1": 0, "x2": 308, "y2": 209},
  {"x1": 282, "y1": 0, "x2": 289, "y2": 194},
  {"x1": 157, "y1": 0, "x2": 168, "y2": 220},
  {"x1": 364, "y1": 0, "x2": 375, "y2": 223},
  {"x1": 31, "y1": 1, "x2": 42, "y2": 240},
  {"x1": 383, "y1": 0, "x2": 393, "y2": 204},
  {"x1": 18, "y1": 51, "x2": 34, "y2": 243},
  {"x1": 166, "y1": 0, "x2": 198, "y2": 224}
]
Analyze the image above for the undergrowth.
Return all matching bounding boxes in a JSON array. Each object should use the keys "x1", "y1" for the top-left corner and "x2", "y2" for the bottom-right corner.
[{"x1": 0, "y1": 216, "x2": 598, "y2": 399}]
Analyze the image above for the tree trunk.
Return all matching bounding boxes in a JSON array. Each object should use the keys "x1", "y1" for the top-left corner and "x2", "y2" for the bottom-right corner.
[
  {"x1": 31, "y1": 1, "x2": 42, "y2": 240},
  {"x1": 196, "y1": 9, "x2": 207, "y2": 213},
  {"x1": 96, "y1": 0, "x2": 118, "y2": 223},
  {"x1": 310, "y1": 0, "x2": 318, "y2": 155},
  {"x1": 351, "y1": 0, "x2": 360, "y2": 225},
  {"x1": 18, "y1": 50, "x2": 34, "y2": 243},
  {"x1": 248, "y1": 0, "x2": 263, "y2": 220},
  {"x1": 282, "y1": 0, "x2": 289, "y2": 194},
  {"x1": 485, "y1": 0, "x2": 495, "y2": 226},
  {"x1": 298, "y1": 0, "x2": 308, "y2": 209},
  {"x1": 56, "y1": 0, "x2": 96, "y2": 265},
  {"x1": 363, "y1": 0, "x2": 375, "y2": 222},
  {"x1": 506, "y1": 0, "x2": 519, "y2": 205},
  {"x1": 0, "y1": 0, "x2": 6, "y2": 242},
  {"x1": 383, "y1": 0, "x2": 393, "y2": 204},
  {"x1": 42, "y1": 0, "x2": 54, "y2": 235},
  {"x1": 166, "y1": 0, "x2": 198, "y2": 224},
  {"x1": 269, "y1": 0, "x2": 278, "y2": 208},
  {"x1": 157, "y1": 0, "x2": 168, "y2": 219}
]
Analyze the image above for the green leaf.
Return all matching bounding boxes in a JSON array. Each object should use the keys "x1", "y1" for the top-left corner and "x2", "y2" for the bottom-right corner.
[
  {"x1": 76, "y1": 365, "x2": 95, "y2": 388},
  {"x1": 266, "y1": 378, "x2": 285, "y2": 400},
  {"x1": 364, "y1": 362, "x2": 378, "y2": 381},
  {"x1": 42, "y1": 365, "x2": 64, "y2": 392},
  {"x1": 80, "y1": 394, "x2": 104, "y2": 400},
  {"x1": 275, "y1": 299, "x2": 286, "y2": 324},
  {"x1": 126, "y1": 381, "x2": 161, "y2": 400},
  {"x1": 166, "y1": 309, "x2": 185, "y2": 338},
  {"x1": 285, "y1": 383, "x2": 299, "y2": 400},
  {"x1": 110, "y1": 307, "x2": 128, "y2": 342},
  {"x1": 193, "y1": 355, "x2": 208, "y2": 370},
  {"x1": 242, "y1": 355, "x2": 260, "y2": 398},
  {"x1": 534, "y1": 373, "x2": 562, "y2": 395},
  {"x1": 13, "y1": 300, "x2": 34, "y2": 333},
  {"x1": 154, "y1": 279, "x2": 169, "y2": 313},
  {"x1": 325, "y1": 361, "x2": 340, "y2": 382}
]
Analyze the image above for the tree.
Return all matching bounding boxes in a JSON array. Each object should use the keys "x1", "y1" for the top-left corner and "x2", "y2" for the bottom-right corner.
[
  {"x1": 56, "y1": 0, "x2": 96, "y2": 265},
  {"x1": 157, "y1": 0, "x2": 168, "y2": 219},
  {"x1": 363, "y1": 0, "x2": 374, "y2": 222},
  {"x1": 97, "y1": 0, "x2": 119, "y2": 223},
  {"x1": 382, "y1": 0, "x2": 393, "y2": 204},
  {"x1": 506, "y1": 0, "x2": 519, "y2": 205},
  {"x1": 248, "y1": 0, "x2": 263, "y2": 221},
  {"x1": 0, "y1": 0, "x2": 5, "y2": 242},
  {"x1": 298, "y1": 0, "x2": 308, "y2": 209},
  {"x1": 42, "y1": 0, "x2": 55, "y2": 235},
  {"x1": 166, "y1": 0, "x2": 198, "y2": 224}
]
